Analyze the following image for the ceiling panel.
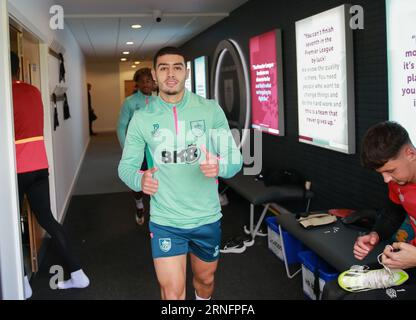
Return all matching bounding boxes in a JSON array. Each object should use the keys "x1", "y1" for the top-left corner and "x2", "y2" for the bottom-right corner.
[
  {"x1": 83, "y1": 18, "x2": 120, "y2": 56},
  {"x1": 57, "y1": 0, "x2": 249, "y2": 15},
  {"x1": 57, "y1": 0, "x2": 250, "y2": 62},
  {"x1": 65, "y1": 19, "x2": 95, "y2": 56}
]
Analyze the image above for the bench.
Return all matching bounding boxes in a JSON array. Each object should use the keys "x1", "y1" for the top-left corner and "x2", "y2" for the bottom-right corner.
[
  {"x1": 274, "y1": 207, "x2": 386, "y2": 272},
  {"x1": 221, "y1": 171, "x2": 314, "y2": 241},
  {"x1": 221, "y1": 171, "x2": 384, "y2": 279}
]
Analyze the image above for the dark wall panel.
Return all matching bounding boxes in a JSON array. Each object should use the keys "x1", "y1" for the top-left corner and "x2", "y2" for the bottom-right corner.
[{"x1": 181, "y1": 0, "x2": 389, "y2": 210}]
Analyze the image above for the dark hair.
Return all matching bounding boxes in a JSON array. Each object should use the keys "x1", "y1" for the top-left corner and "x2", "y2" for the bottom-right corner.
[
  {"x1": 10, "y1": 51, "x2": 20, "y2": 76},
  {"x1": 153, "y1": 46, "x2": 186, "y2": 68},
  {"x1": 361, "y1": 121, "x2": 412, "y2": 169},
  {"x1": 133, "y1": 67, "x2": 152, "y2": 83}
]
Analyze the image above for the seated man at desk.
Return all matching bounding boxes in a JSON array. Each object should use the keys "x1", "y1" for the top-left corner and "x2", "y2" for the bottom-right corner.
[{"x1": 324, "y1": 121, "x2": 416, "y2": 299}]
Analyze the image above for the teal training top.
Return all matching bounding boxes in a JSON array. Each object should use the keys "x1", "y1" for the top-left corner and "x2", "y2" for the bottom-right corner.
[
  {"x1": 117, "y1": 91, "x2": 152, "y2": 148},
  {"x1": 118, "y1": 89, "x2": 243, "y2": 229}
]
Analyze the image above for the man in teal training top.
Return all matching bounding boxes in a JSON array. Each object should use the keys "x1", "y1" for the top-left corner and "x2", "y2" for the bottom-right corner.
[
  {"x1": 118, "y1": 47, "x2": 242, "y2": 300},
  {"x1": 117, "y1": 67, "x2": 154, "y2": 225}
]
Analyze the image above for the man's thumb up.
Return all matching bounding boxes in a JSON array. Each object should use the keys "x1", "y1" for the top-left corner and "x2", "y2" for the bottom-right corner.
[
  {"x1": 145, "y1": 167, "x2": 158, "y2": 176},
  {"x1": 201, "y1": 145, "x2": 217, "y2": 164},
  {"x1": 200, "y1": 145, "x2": 219, "y2": 178},
  {"x1": 142, "y1": 167, "x2": 159, "y2": 195}
]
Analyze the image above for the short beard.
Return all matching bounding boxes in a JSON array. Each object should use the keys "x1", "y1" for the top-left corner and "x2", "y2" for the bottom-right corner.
[{"x1": 164, "y1": 89, "x2": 180, "y2": 96}]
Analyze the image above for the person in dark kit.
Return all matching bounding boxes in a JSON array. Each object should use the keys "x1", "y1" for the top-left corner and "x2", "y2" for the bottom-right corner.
[
  {"x1": 87, "y1": 83, "x2": 97, "y2": 135},
  {"x1": 10, "y1": 51, "x2": 90, "y2": 299}
]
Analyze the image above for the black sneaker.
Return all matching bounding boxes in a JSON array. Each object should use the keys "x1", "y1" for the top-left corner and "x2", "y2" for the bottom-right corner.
[
  {"x1": 220, "y1": 237, "x2": 246, "y2": 253},
  {"x1": 135, "y1": 208, "x2": 145, "y2": 226}
]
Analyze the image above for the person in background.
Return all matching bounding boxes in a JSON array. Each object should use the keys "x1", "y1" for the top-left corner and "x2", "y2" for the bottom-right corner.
[
  {"x1": 10, "y1": 51, "x2": 90, "y2": 299},
  {"x1": 117, "y1": 68, "x2": 154, "y2": 226},
  {"x1": 87, "y1": 83, "x2": 97, "y2": 136}
]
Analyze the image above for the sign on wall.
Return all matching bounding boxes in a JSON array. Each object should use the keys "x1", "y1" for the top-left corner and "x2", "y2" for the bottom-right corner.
[
  {"x1": 296, "y1": 5, "x2": 355, "y2": 154},
  {"x1": 387, "y1": 0, "x2": 416, "y2": 144},
  {"x1": 249, "y1": 29, "x2": 285, "y2": 136}
]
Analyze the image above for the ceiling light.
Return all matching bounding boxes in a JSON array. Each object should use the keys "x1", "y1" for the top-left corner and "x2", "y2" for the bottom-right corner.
[
  {"x1": 120, "y1": 58, "x2": 127, "y2": 62},
  {"x1": 131, "y1": 65, "x2": 137, "y2": 68},
  {"x1": 131, "y1": 24, "x2": 142, "y2": 29},
  {"x1": 126, "y1": 41, "x2": 134, "y2": 45},
  {"x1": 134, "y1": 61, "x2": 140, "y2": 65},
  {"x1": 122, "y1": 51, "x2": 130, "y2": 55}
]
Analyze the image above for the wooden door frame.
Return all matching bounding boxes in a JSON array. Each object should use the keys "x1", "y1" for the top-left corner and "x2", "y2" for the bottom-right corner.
[
  {"x1": 0, "y1": 2, "x2": 57, "y2": 299},
  {"x1": 0, "y1": 0, "x2": 24, "y2": 300}
]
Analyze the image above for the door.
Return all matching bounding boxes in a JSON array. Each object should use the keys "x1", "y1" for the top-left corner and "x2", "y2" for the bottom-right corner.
[
  {"x1": 125, "y1": 80, "x2": 136, "y2": 98},
  {"x1": 22, "y1": 29, "x2": 41, "y2": 89},
  {"x1": 9, "y1": 20, "x2": 45, "y2": 275}
]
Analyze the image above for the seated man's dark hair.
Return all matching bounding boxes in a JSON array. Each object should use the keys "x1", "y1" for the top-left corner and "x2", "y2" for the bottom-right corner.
[{"x1": 361, "y1": 121, "x2": 412, "y2": 169}]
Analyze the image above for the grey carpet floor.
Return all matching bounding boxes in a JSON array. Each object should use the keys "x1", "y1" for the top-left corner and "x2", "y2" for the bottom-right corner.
[
  {"x1": 73, "y1": 132, "x2": 129, "y2": 195},
  {"x1": 29, "y1": 131, "x2": 305, "y2": 300},
  {"x1": 30, "y1": 190, "x2": 305, "y2": 300}
]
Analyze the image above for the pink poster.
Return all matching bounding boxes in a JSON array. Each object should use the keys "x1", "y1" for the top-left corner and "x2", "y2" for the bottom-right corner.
[{"x1": 249, "y1": 30, "x2": 282, "y2": 135}]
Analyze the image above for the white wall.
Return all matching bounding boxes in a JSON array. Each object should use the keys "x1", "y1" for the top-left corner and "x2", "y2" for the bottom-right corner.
[
  {"x1": 86, "y1": 60, "x2": 154, "y2": 133},
  {"x1": 49, "y1": 30, "x2": 89, "y2": 221},
  {"x1": 0, "y1": 0, "x2": 24, "y2": 299},
  {"x1": 8, "y1": 0, "x2": 90, "y2": 222},
  {"x1": 119, "y1": 65, "x2": 136, "y2": 106},
  {"x1": 87, "y1": 62, "x2": 121, "y2": 132}
]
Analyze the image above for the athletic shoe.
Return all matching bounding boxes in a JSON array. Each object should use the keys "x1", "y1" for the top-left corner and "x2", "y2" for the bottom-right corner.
[
  {"x1": 135, "y1": 208, "x2": 145, "y2": 226},
  {"x1": 338, "y1": 265, "x2": 409, "y2": 292},
  {"x1": 243, "y1": 225, "x2": 268, "y2": 237},
  {"x1": 220, "y1": 237, "x2": 246, "y2": 254}
]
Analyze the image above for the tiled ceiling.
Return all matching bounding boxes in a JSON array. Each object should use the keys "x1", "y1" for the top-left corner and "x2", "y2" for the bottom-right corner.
[{"x1": 56, "y1": 0, "x2": 249, "y2": 62}]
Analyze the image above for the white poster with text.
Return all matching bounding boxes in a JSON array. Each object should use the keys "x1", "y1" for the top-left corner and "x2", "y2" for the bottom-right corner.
[
  {"x1": 296, "y1": 5, "x2": 355, "y2": 154},
  {"x1": 387, "y1": 0, "x2": 416, "y2": 144}
]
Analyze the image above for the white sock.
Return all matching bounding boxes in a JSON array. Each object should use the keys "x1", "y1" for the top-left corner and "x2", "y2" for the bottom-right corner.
[
  {"x1": 24, "y1": 275, "x2": 32, "y2": 299},
  {"x1": 57, "y1": 269, "x2": 90, "y2": 290},
  {"x1": 195, "y1": 290, "x2": 211, "y2": 300},
  {"x1": 135, "y1": 198, "x2": 144, "y2": 209}
]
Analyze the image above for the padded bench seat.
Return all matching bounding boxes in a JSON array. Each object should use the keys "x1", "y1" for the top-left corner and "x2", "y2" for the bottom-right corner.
[
  {"x1": 221, "y1": 171, "x2": 314, "y2": 241},
  {"x1": 223, "y1": 171, "x2": 313, "y2": 205}
]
